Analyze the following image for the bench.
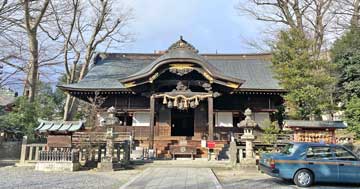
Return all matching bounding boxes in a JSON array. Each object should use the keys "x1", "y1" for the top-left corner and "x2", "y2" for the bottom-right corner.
[{"x1": 169, "y1": 145, "x2": 196, "y2": 160}]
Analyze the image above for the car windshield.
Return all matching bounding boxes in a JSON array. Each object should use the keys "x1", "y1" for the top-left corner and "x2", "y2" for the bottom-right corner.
[{"x1": 281, "y1": 144, "x2": 296, "y2": 155}]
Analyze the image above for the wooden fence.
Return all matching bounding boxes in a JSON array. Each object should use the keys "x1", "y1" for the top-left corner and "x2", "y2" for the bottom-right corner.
[
  {"x1": 72, "y1": 131, "x2": 132, "y2": 145},
  {"x1": 234, "y1": 133, "x2": 293, "y2": 145}
]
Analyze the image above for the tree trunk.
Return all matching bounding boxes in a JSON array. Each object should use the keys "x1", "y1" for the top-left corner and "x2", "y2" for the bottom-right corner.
[
  {"x1": 351, "y1": 0, "x2": 360, "y2": 27},
  {"x1": 27, "y1": 31, "x2": 39, "y2": 103},
  {"x1": 63, "y1": 94, "x2": 73, "y2": 120},
  {"x1": 63, "y1": 94, "x2": 79, "y2": 121},
  {"x1": 79, "y1": 46, "x2": 93, "y2": 80}
]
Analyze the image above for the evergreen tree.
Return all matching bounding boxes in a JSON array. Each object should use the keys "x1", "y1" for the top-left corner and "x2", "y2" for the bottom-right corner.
[
  {"x1": 331, "y1": 27, "x2": 360, "y2": 102},
  {"x1": 0, "y1": 83, "x2": 65, "y2": 139},
  {"x1": 331, "y1": 27, "x2": 360, "y2": 138},
  {"x1": 272, "y1": 29, "x2": 336, "y2": 119},
  {"x1": 344, "y1": 97, "x2": 360, "y2": 138}
]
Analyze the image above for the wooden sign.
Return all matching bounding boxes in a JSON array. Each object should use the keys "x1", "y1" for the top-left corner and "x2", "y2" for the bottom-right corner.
[{"x1": 47, "y1": 135, "x2": 72, "y2": 148}]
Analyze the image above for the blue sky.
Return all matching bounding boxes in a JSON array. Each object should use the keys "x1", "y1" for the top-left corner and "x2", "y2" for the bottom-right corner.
[
  {"x1": 121, "y1": 0, "x2": 268, "y2": 54},
  {"x1": 7, "y1": 0, "x2": 272, "y2": 92}
]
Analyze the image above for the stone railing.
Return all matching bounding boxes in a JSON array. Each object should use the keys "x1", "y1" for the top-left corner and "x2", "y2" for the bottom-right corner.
[
  {"x1": 19, "y1": 136, "x2": 47, "y2": 165},
  {"x1": 36, "y1": 150, "x2": 81, "y2": 171},
  {"x1": 39, "y1": 151, "x2": 79, "y2": 163}
]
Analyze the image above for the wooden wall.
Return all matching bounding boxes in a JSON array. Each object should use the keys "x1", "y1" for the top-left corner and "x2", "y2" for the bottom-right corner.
[{"x1": 92, "y1": 93, "x2": 283, "y2": 141}]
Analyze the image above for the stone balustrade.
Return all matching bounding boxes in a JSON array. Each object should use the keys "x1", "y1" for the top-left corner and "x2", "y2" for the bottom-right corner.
[{"x1": 39, "y1": 151, "x2": 79, "y2": 163}]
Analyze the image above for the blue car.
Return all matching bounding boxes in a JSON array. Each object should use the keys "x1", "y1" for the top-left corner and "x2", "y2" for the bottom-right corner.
[{"x1": 260, "y1": 142, "x2": 360, "y2": 187}]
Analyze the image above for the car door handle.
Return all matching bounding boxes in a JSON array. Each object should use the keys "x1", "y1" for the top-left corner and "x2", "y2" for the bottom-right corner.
[
  {"x1": 339, "y1": 163, "x2": 345, "y2": 166},
  {"x1": 308, "y1": 162, "x2": 314, "y2": 165}
]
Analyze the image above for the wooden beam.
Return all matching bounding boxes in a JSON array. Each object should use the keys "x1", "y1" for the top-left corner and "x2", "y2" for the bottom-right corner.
[
  {"x1": 208, "y1": 96, "x2": 214, "y2": 141},
  {"x1": 149, "y1": 95, "x2": 155, "y2": 149}
]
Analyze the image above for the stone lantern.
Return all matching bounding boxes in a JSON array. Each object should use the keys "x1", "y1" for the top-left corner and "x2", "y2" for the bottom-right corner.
[
  {"x1": 105, "y1": 106, "x2": 119, "y2": 125},
  {"x1": 238, "y1": 108, "x2": 257, "y2": 165}
]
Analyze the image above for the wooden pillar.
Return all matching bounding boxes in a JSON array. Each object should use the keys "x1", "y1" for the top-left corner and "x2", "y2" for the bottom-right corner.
[
  {"x1": 208, "y1": 96, "x2": 214, "y2": 141},
  {"x1": 149, "y1": 95, "x2": 155, "y2": 149}
]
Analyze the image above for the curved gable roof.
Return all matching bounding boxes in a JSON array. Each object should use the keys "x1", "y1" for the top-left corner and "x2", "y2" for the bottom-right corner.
[
  {"x1": 58, "y1": 38, "x2": 285, "y2": 93},
  {"x1": 120, "y1": 38, "x2": 244, "y2": 86}
]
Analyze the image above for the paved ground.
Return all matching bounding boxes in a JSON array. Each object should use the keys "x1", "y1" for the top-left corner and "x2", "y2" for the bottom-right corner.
[
  {"x1": 214, "y1": 167, "x2": 360, "y2": 189},
  {"x1": 0, "y1": 165, "x2": 141, "y2": 189},
  {"x1": 1, "y1": 161, "x2": 360, "y2": 189},
  {"x1": 120, "y1": 167, "x2": 222, "y2": 189}
]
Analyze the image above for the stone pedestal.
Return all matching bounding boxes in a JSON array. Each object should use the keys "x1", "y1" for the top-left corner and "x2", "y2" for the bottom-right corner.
[
  {"x1": 240, "y1": 133, "x2": 256, "y2": 166},
  {"x1": 35, "y1": 162, "x2": 81, "y2": 172},
  {"x1": 97, "y1": 157, "x2": 113, "y2": 171},
  {"x1": 242, "y1": 134, "x2": 255, "y2": 158},
  {"x1": 97, "y1": 128, "x2": 114, "y2": 171}
]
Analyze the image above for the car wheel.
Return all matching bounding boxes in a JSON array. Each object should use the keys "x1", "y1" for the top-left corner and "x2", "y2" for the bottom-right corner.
[{"x1": 294, "y1": 169, "x2": 313, "y2": 187}]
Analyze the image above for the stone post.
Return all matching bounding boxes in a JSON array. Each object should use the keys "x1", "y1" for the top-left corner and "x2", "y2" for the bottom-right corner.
[
  {"x1": 229, "y1": 140, "x2": 237, "y2": 167},
  {"x1": 20, "y1": 136, "x2": 28, "y2": 164}
]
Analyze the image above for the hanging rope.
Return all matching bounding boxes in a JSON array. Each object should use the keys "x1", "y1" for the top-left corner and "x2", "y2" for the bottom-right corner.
[{"x1": 155, "y1": 93, "x2": 213, "y2": 110}]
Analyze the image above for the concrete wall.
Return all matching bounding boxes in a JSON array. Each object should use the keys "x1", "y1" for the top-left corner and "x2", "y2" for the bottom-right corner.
[{"x1": 0, "y1": 141, "x2": 21, "y2": 160}]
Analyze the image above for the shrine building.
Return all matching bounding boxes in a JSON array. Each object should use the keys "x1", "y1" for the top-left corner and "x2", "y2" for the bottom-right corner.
[{"x1": 59, "y1": 37, "x2": 286, "y2": 158}]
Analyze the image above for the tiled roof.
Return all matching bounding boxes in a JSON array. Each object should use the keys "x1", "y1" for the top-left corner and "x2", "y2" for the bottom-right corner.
[
  {"x1": 59, "y1": 53, "x2": 284, "y2": 91},
  {"x1": 59, "y1": 36, "x2": 283, "y2": 92},
  {"x1": 35, "y1": 120, "x2": 84, "y2": 133},
  {"x1": 284, "y1": 120, "x2": 347, "y2": 129}
]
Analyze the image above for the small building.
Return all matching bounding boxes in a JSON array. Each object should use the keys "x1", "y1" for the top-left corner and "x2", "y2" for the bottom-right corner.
[
  {"x1": 0, "y1": 128, "x2": 22, "y2": 142},
  {"x1": 35, "y1": 120, "x2": 85, "y2": 149},
  {"x1": 0, "y1": 88, "x2": 17, "y2": 113},
  {"x1": 284, "y1": 120, "x2": 347, "y2": 144},
  {"x1": 58, "y1": 37, "x2": 286, "y2": 158}
]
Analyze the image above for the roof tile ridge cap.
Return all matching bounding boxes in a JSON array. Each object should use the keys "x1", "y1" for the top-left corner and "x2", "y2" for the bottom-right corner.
[
  {"x1": 95, "y1": 52, "x2": 160, "y2": 64},
  {"x1": 160, "y1": 48, "x2": 226, "y2": 74}
]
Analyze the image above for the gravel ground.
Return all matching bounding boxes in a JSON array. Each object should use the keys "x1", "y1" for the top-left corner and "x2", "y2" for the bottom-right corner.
[{"x1": 0, "y1": 166, "x2": 142, "y2": 189}]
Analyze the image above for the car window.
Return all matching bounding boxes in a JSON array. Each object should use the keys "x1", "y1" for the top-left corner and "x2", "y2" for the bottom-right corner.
[
  {"x1": 306, "y1": 146, "x2": 332, "y2": 160},
  {"x1": 281, "y1": 144, "x2": 295, "y2": 155},
  {"x1": 333, "y1": 147, "x2": 358, "y2": 161}
]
